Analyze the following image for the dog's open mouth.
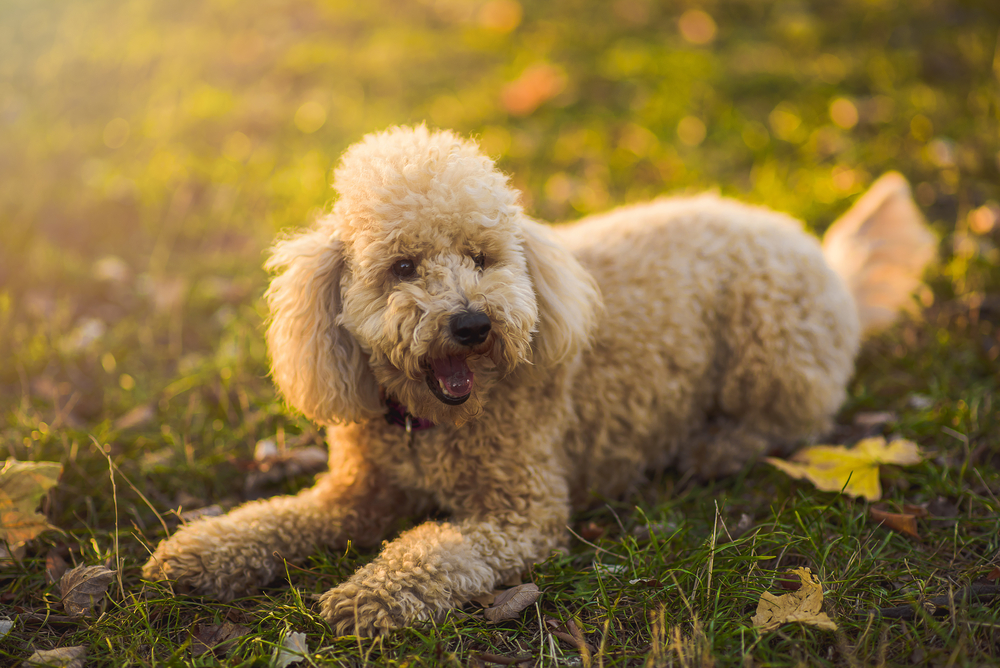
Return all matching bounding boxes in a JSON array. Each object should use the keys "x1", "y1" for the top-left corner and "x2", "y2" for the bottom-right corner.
[{"x1": 424, "y1": 355, "x2": 474, "y2": 405}]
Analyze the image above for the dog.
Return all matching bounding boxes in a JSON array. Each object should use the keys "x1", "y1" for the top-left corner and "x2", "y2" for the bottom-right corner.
[{"x1": 143, "y1": 125, "x2": 935, "y2": 636}]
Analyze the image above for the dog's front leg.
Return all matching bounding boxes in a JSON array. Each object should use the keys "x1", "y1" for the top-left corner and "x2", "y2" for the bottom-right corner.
[
  {"x1": 142, "y1": 443, "x2": 419, "y2": 601},
  {"x1": 319, "y1": 463, "x2": 569, "y2": 636}
]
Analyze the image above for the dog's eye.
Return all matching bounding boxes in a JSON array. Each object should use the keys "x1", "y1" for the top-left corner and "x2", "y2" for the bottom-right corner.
[
  {"x1": 473, "y1": 252, "x2": 486, "y2": 270},
  {"x1": 391, "y1": 258, "x2": 417, "y2": 279}
]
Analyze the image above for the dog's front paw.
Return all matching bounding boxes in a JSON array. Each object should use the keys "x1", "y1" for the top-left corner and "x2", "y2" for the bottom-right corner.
[
  {"x1": 319, "y1": 581, "x2": 406, "y2": 637},
  {"x1": 142, "y1": 524, "x2": 280, "y2": 601}
]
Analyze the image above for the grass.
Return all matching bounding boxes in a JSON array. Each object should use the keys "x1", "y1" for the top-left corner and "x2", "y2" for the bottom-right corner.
[{"x1": 2, "y1": 0, "x2": 1000, "y2": 665}]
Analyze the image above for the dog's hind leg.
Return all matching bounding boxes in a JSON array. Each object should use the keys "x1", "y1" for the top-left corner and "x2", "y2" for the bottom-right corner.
[
  {"x1": 678, "y1": 238, "x2": 862, "y2": 479},
  {"x1": 142, "y1": 444, "x2": 421, "y2": 601}
]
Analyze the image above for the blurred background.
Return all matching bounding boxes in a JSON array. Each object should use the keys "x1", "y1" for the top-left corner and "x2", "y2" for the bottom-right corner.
[{"x1": 1, "y1": 0, "x2": 998, "y2": 524}]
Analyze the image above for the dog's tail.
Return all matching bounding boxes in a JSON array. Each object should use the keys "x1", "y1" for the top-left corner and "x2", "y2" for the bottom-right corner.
[{"x1": 821, "y1": 172, "x2": 937, "y2": 335}]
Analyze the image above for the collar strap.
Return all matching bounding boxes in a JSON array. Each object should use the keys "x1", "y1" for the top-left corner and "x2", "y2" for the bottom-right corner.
[{"x1": 384, "y1": 397, "x2": 435, "y2": 433}]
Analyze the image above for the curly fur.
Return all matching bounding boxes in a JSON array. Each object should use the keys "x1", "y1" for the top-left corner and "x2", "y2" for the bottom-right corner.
[{"x1": 143, "y1": 125, "x2": 935, "y2": 635}]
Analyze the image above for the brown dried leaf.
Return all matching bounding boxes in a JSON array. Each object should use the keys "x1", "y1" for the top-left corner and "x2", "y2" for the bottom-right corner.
[
  {"x1": 483, "y1": 583, "x2": 541, "y2": 622},
  {"x1": 987, "y1": 566, "x2": 1000, "y2": 582},
  {"x1": 901, "y1": 503, "x2": 929, "y2": 519},
  {"x1": 751, "y1": 567, "x2": 838, "y2": 632},
  {"x1": 579, "y1": 522, "x2": 605, "y2": 541},
  {"x1": 469, "y1": 591, "x2": 497, "y2": 608},
  {"x1": 45, "y1": 549, "x2": 69, "y2": 585},
  {"x1": 545, "y1": 616, "x2": 596, "y2": 655},
  {"x1": 191, "y1": 621, "x2": 251, "y2": 656},
  {"x1": 23, "y1": 645, "x2": 86, "y2": 668},
  {"x1": 870, "y1": 507, "x2": 920, "y2": 538},
  {"x1": 60, "y1": 564, "x2": 115, "y2": 617},
  {"x1": 0, "y1": 460, "x2": 63, "y2": 551}
]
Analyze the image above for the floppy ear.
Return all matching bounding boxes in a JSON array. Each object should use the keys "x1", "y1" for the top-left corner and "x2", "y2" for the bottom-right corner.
[
  {"x1": 519, "y1": 217, "x2": 603, "y2": 367},
  {"x1": 264, "y1": 223, "x2": 381, "y2": 424}
]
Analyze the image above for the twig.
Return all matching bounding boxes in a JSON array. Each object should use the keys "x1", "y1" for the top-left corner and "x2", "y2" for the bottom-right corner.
[
  {"x1": 871, "y1": 584, "x2": 1000, "y2": 620},
  {"x1": 16, "y1": 612, "x2": 81, "y2": 625}
]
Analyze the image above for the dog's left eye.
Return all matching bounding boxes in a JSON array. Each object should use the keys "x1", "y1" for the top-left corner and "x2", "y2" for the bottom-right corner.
[
  {"x1": 473, "y1": 252, "x2": 486, "y2": 270},
  {"x1": 391, "y1": 258, "x2": 417, "y2": 279}
]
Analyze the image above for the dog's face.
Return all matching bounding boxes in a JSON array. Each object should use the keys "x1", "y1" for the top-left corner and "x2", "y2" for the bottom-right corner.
[
  {"x1": 265, "y1": 126, "x2": 600, "y2": 426},
  {"x1": 332, "y1": 131, "x2": 538, "y2": 423}
]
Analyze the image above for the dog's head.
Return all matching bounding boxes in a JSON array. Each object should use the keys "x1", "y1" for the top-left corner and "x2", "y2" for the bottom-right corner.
[{"x1": 265, "y1": 126, "x2": 600, "y2": 425}]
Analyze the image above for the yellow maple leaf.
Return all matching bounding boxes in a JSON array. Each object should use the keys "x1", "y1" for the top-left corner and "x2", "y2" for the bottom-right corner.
[
  {"x1": 0, "y1": 459, "x2": 63, "y2": 555},
  {"x1": 751, "y1": 567, "x2": 838, "y2": 633},
  {"x1": 764, "y1": 437, "x2": 925, "y2": 501}
]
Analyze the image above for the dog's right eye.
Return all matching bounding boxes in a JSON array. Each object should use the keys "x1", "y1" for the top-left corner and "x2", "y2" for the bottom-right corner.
[{"x1": 391, "y1": 258, "x2": 416, "y2": 279}]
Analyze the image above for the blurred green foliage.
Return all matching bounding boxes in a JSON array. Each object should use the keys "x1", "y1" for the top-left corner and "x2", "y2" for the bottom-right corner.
[
  {"x1": 1, "y1": 1, "x2": 999, "y2": 664},
  {"x1": 2, "y1": 0, "x2": 999, "y2": 532}
]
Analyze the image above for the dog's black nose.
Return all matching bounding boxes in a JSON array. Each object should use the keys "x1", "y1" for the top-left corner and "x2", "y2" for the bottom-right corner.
[{"x1": 450, "y1": 311, "x2": 492, "y2": 347}]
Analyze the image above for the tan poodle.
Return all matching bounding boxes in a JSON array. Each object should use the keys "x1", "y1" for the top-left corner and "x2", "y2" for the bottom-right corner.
[{"x1": 143, "y1": 126, "x2": 935, "y2": 635}]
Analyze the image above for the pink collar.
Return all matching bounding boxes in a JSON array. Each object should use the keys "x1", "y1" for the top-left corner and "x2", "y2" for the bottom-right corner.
[{"x1": 384, "y1": 397, "x2": 436, "y2": 433}]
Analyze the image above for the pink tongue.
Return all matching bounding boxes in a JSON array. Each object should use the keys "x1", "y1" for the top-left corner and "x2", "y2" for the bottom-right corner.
[{"x1": 431, "y1": 356, "x2": 474, "y2": 397}]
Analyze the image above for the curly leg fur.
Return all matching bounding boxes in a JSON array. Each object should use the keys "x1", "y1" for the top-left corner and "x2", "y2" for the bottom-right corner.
[
  {"x1": 143, "y1": 444, "x2": 416, "y2": 600},
  {"x1": 319, "y1": 515, "x2": 565, "y2": 636}
]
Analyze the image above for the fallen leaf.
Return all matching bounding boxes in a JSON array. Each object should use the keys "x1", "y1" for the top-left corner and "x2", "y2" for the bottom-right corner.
[
  {"x1": 60, "y1": 564, "x2": 115, "y2": 617},
  {"x1": 469, "y1": 590, "x2": 497, "y2": 607},
  {"x1": 272, "y1": 630, "x2": 309, "y2": 668},
  {"x1": 545, "y1": 616, "x2": 596, "y2": 655},
  {"x1": 191, "y1": 621, "x2": 251, "y2": 656},
  {"x1": 764, "y1": 437, "x2": 925, "y2": 501},
  {"x1": 483, "y1": 583, "x2": 541, "y2": 622},
  {"x1": 901, "y1": 503, "x2": 929, "y2": 519},
  {"x1": 0, "y1": 460, "x2": 63, "y2": 556},
  {"x1": 579, "y1": 522, "x2": 605, "y2": 541},
  {"x1": 751, "y1": 567, "x2": 838, "y2": 632},
  {"x1": 22, "y1": 646, "x2": 86, "y2": 668},
  {"x1": 628, "y1": 578, "x2": 662, "y2": 588},
  {"x1": 45, "y1": 549, "x2": 70, "y2": 584},
  {"x1": 987, "y1": 566, "x2": 1000, "y2": 582},
  {"x1": 870, "y1": 507, "x2": 920, "y2": 538}
]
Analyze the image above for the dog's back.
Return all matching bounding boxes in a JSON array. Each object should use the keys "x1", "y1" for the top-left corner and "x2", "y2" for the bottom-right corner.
[{"x1": 551, "y1": 178, "x2": 931, "y2": 491}]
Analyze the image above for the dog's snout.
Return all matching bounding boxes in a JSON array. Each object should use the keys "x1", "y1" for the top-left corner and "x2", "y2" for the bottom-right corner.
[{"x1": 450, "y1": 311, "x2": 492, "y2": 347}]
